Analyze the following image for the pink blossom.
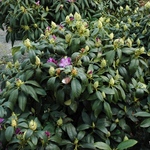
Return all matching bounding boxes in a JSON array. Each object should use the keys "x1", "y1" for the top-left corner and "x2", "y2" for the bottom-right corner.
[
  {"x1": 45, "y1": 131, "x2": 50, "y2": 137},
  {"x1": 47, "y1": 58, "x2": 57, "y2": 64},
  {"x1": 36, "y1": 0, "x2": 40, "y2": 5},
  {"x1": 59, "y1": 57, "x2": 71, "y2": 68}
]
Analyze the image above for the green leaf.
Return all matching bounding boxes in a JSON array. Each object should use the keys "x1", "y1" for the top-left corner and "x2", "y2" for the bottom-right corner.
[
  {"x1": 5, "y1": 126, "x2": 14, "y2": 141},
  {"x1": 31, "y1": 135, "x2": 38, "y2": 145},
  {"x1": 56, "y1": 89, "x2": 64, "y2": 105},
  {"x1": 101, "y1": 87, "x2": 115, "y2": 94},
  {"x1": 66, "y1": 123, "x2": 77, "y2": 141},
  {"x1": 77, "y1": 131, "x2": 85, "y2": 140},
  {"x1": 117, "y1": 139, "x2": 137, "y2": 150},
  {"x1": 25, "y1": 129, "x2": 33, "y2": 140},
  {"x1": 12, "y1": 46, "x2": 20, "y2": 55},
  {"x1": 104, "y1": 101, "x2": 112, "y2": 119},
  {"x1": 105, "y1": 50, "x2": 115, "y2": 65},
  {"x1": 94, "y1": 142, "x2": 111, "y2": 150},
  {"x1": 8, "y1": 88, "x2": 18, "y2": 105},
  {"x1": 91, "y1": 28, "x2": 99, "y2": 36},
  {"x1": 18, "y1": 122, "x2": 28, "y2": 128},
  {"x1": 18, "y1": 92, "x2": 27, "y2": 111},
  {"x1": 29, "y1": 50, "x2": 36, "y2": 64},
  {"x1": 81, "y1": 143, "x2": 95, "y2": 149},
  {"x1": 140, "y1": 118, "x2": 150, "y2": 128},
  {"x1": 71, "y1": 78, "x2": 82, "y2": 99},
  {"x1": 25, "y1": 80, "x2": 41, "y2": 87},
  {"x1": 134, "y1": 111, "x2": 150, "y2": 117},
  {"x1": 70, "y1": 100, "x2": 77, "y2": 112},
  {"x1": 35, "y1": 87, "x2": 46, "y2": 96},
  {"x1": 3, "y1": 102, "x2": 13, "y2": 111},
  {"x1": 96, "y1": 91, "x2": 103, "y2": 101},
  {"x1": 47, "y1": 77, "x2": 56, "y2": 90},
  {"x1": 77, "y1": 124, "x2": 91, "y2": 131},
  {"x1": 50, "y1": 135, "x2": 62, "y2": 143},
  {"x1": 26, "y1": 85, "x2": 39, "y2": 102}
]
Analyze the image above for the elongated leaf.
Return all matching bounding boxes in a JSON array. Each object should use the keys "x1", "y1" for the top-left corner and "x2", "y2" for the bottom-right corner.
[
  {"x1": 8, "y1": 88, "x2": 18, "y2": 105},
  {"x1": 104, "y1": 101, "x2": 112, "y2": 119},
  {"x1": 5, "y1": 126, "x2": 14, "y2": 141},
  {"x1": 25, "y1": 80, "x2": 41, "y2": 87},
  {"x1": 47, "y1": 77, "x2": 56, "y2": 90},
  {"x1": 140, "y1": 118, "x2": 150, "y2": 128},
  {"x1": 66, "y1": 123, "x2": 77, "y2": 141},
  {"x1": 94, "y1": 142, "x2": 111, "y2": 150},
  {"x1": 101, "y1": 87, "x2": 115, "y2": 94},
  {"x1": 134, "y1": 112, "x2": 150, "y2": 117},
  {"x1": 71, "y1": 78, "x2": 82, "y2": 99},
  {"x1": 18, "y1": 92, "x2": 27, "y2": 111},
  {"x1": 117, "y1": 139, "x2": 137, "y2": 150}
]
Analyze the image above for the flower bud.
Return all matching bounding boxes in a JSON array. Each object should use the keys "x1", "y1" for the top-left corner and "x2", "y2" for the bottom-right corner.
[
  {"x1": 126, "y1": 38, "x2": 132, "y2": 47},
  {"x1": 115, "y1": 118, "x2": 119, "y2": 123},
  {"x1": 24, "y1": 38, "x2": 31, "y2": 48},
  {"x1": 142, "y1": 28, "x2": 147, "y2": 35},
  {"x1": 85, "y1": 29, "x2": 90, "y2": 37},
  {"x1": 7, "y1": 26, "x2": 12, "y2": 32},
  {"x1": 33, "y1": 24, "x2": 38, "y2": 28},
  {"x1": 127, "y1": 17, "x2": 132, "y2": 24},
  {"x1": 74, "y1": 12, "x2": 81, "y2": 20},
  {"x1": 100, "y1": 58, "x2": 107, "y2": 68},
  {"x1": 109, "y1": 33, "x2": 114, "y2": 40},
  {"x1": 65, "y1": 15, "x2": 70, "y2": 23},
  {"x1": 20, "y1": 6, "x2": 25, "y2": 12},
  {"x1": 74, "y1": 138, "x2": 79, "y2": 145},
  {"x1": 51, "y1": 21, "x2": 57, "y2": 29},
  {"x1": 94, "y1": 81, "x2": 99, "y2": 89},
  {"x1": 139, "y1": 47, "x2": 145, "y2": 54},
  {"x1": 109, "y1": 77, "x2": 115, "y2": 86},
  {"x1": 85, "y1": 45, "x2": 89, "y2": 51},
  {"x1": 106, "y1": 131, "x2": 111, "y2": 137},
  {"x1": 49, "y1": 66, "x2": 55, "y2": 76},
  {"x1": 120, "y1": 6, "x2": 123, "y2": 12},
  {"x1": 102, "y1": 91, "x2": 106, "y2": 99},
  {"x1": 135, "y1": 22, "x2": 140, "y2": 27},
  {"x1": 136, "y1": 38, "x2": 140, "y2": 46},
  {"x1": 57, "y1": 117, "x2": 63, "y2": 126},
  {"x1": 46, "y1": 6, "x2": 49, "y2": 12},
  {"x1": 123, "y1": 24, "x2": 128, "y2": 31},
  {"x1": 115, "y1": 23, "x2": 119, "y2": 29},
  {"x1": 6, "y1": 81, "x2": 11, "y2": 87},
  {"x1": 97, "y1": 20, "x2": 103, "y2": 29},
  {"x1": 145, "y1": 1, "x2": 150, "y2": 9},
  {"x1": 125, "y1": 5, "x2": 130, "y2": 11},
  {"x1": 29, "y1": 120, "x2": 37, "y2": 131},
  {"x1": 65, "y1": 34, "x2": 72, "y2": 43},
  {"x1": 11, "y1": 119, "x2": 17, "y2": 127},
  {"x1": 15, "y1": 60, "x2": 20, "y2": 69},
  {"x1": 35, "y1": 56, "x2": 41, "y2": 66},
  {"x1": 16, "y1": 79, "x2": 24, "y2": 87},
  {"x1": 71, "y1": 68, "x2": 78, "y2": 76},
  {"x1": 123, "y1": 136, "x2": 129, "y2": 141},
  {"x1": 6, "y1": 62, "x2": 12, "y2": 69}
]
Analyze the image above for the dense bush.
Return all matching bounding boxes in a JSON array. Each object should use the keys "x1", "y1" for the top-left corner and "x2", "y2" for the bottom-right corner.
[
  {"x1": 0, "y1": 0, "x2": 140, "y2": 45},
  {"x1": 0, "y1": 1, "x2": 150, "y2": 149}
]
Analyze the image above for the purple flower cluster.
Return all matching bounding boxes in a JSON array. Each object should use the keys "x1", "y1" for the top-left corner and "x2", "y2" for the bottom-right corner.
[
  {"x1": 47, "y1": 57, "x2": 57, "y2": 64},
  {"x1": 45, "y1": 131, "x2": 50, "y2": 137},
  {"x1": 47, "y1": 57, "x2": 71, "y2": 68},
  {"x1": 59, "y1": 57, "x2": 71, "y2": 68},
  {"x1": 36, "y1": 0, "x2": 40, "y2": 5}
]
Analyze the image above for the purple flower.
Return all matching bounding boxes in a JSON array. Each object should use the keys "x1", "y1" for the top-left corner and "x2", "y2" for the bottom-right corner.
[
  {"x1": 70, "y1": 16, "x2": 74, "y2": 21},
  {"x1": 59, "y1": 57, "x2": 71, "y2": 68},
  {"x1": 52, "y1": 35, "x2": 56, "y2": 40},
  {"x1": 46, "y1": 26, "x2": 50, "y2": 31},
  {"x1": 45, "y1": 131, "x2": 50, "y2": 137},
  {"x1": 0, "y1": 118, "x2": 4, "y2": 124},
  {"x1": 47, "y1": 58, "x2": 57, "y2": 64},
  {"x1": 36, "y1": 0, "x2": 40, "y2": 5}
]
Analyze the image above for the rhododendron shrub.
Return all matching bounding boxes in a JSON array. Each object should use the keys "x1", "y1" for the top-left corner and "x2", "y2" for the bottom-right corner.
[{"x1": 0, "y1": 3, "x2": 150, "y2": 150}]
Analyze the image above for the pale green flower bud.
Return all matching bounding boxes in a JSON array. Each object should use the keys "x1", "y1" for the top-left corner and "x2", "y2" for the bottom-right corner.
[
  {"x1": 85, "y1": 29, "x2": 90, "y2": 37},
  {"x1": 11, "y1": 119, "x2": 17, "y2": 127},
  {"x1": 123, "y1": 136, "x2": 129, "y2": 141},
  {"x1": 100, "y1": 58, "x2": 107, "y2": 68},
  {"x1": 145, "y1": 1, "x2": 150, "y2": 9},
  {"x1": 126, "y1": 5, "x2": 130, "y2": 11},
  {"x1": 97, "y1": 20, "x2": 103, "y2": 29},
  {"x1": 142, "y1": 28, "x2": 147, "y2": 35},
  {"x1": 15, "y1": 60, "x2": 20, "y2": 68},
  {"x1": 49, "y1": 38, "x2": 55, "y2": 44},
  {"x1": 49, "y1": 66, "x2": 55, "y2": 76},
  {"x1": 123, "y1": 24, "x2": 128, "y2": 31},
  {"x1": 24, "y1": 38, "x2": 31, "y2": 48},
  {"x1": 109, "y1": 33, "x2": 114, "y2": 40},
  {"x1": 120, "y1": 6, "x2": 123, "y2": 12},
  {"x1": 65, "y1": 15, "x2": 70, "y2": 23},
  {"x1": 6, "y1": 62, "x2": 12, "y2": 69},
  {"x1": 109, "y1": 77, "x2": 115, "y2": 86},
  {"x1": 51, "y1": 21, "x2": 57, "y2": 29},
  {"x1": 35, "y1": 56, "x2": 41, "y2": 66},
  {"x1": 127, "y1": 17, "x2": 132, "y2": 24},
  {"x1": 85, "y1": 45, "x2": 89, "y2": 51},
  {"x1": 137, "y1": 38, "x2": 141, "y2": 46},
  {"x1": 29, "y1": 120, "x2": 37, "y2": 131},
  {"x1": 16, "y1": 79, "x2": 24, "y2": 87},
  {"x1": 6, "y1": 81, "x2": 11, "y2": 87},
  {"x1": 46, "y1": 6, "x2": 49, "y2": 12},
  {"x1": 74, "y1": 12, "x2": 81, "y2": 20},
  {"x1": 65, "y1": 34, "x2": 72, "y2": 43},
  {"x1": 106, "y1": 18, "x2": 110, "y2": 23},
  {"x1": 139, "y1": 47, "x2": 145, "y2": 54},
  {"x1": 135, "y1": 22, "x2": 140, "y2": 27},
  {"x1": 94, "y1": 81, "x2": 99, "y2": 89},
  {"x1": 115, "y1": 23, "x2": 119, "y2": 29},
  {"x1": 126, "y1": 38, "x2": 132, "y2": 47},
  {"x1": 99, "y1": 17, "x2": 105, "y2": 22},
  {"x1": 102, "y1": 91, "x2": 106, "y2": 98},
  {"x1": 57, "y1": 117, "x2": 63, "y2": 126}
]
